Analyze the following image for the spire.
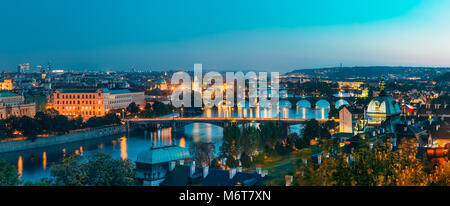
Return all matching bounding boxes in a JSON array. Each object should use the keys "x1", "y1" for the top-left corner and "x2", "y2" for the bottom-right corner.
[{"x1": 379, "y1": 76, "x2": 386, "y2": 96}]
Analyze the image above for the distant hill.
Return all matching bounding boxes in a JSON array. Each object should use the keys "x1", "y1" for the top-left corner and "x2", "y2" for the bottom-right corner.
[{"x1": 287, "y1": 66, "x2": 450, "y2": 80}]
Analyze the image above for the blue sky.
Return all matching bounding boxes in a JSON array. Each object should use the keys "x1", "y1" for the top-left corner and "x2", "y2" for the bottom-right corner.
[{"x1": 0, "y1": 0, "x2": 449, "y2": 72}]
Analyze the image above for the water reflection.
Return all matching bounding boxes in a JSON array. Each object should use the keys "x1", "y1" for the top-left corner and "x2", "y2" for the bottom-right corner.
[
  {"x1": 18, "y1": 156, "x2": 23, "y2": 178},
  {"x1": 2, "y1": 105, "x2": 328, "y2": 182},
  {"x1": 120, "y1": 137, "x2": 127, "y2": 160},
  {"x1": 42, "y1": 152, "x2": 47, "y2": 170}
]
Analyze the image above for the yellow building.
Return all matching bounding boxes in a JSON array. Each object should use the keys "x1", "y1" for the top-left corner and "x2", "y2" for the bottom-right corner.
[
  {"x1": 47, "y1": 88, "x2": 145, "y2": 119},
  {"x1": 47, "y1": 88, "x2": 107, "y2": 118},
  {"x1": 337, "y1": 81, "x2": 364, "y2": 90},
  {"x1": 0, "y1": 79, "x2": 13, "y2": 90}
]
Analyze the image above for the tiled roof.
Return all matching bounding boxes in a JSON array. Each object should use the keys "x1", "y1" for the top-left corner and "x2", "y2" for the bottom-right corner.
[{"x1": 109, "y1": 89, "x2": 131, "y2": 94}]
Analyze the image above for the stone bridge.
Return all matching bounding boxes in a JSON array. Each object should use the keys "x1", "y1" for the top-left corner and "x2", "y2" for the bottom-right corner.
[
  {"x1": 281, "y1": 96, "x2": 358, "y2": 109},
  {"x1": 128, "y1": 117, "x2": 338, "y2": 132}
]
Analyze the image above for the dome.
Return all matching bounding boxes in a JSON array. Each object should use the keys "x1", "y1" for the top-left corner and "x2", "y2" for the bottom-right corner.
[
  {"x1": 367, "y1": 95, "x2": 401, "y2": 115},
  {"x1": 136, "y1": 145, "x2": 191, "y2": 165},
  {"x1": 367, "y1": 76, "x2": 401, "y2": 116},
  {"x1": 156, "y1": 78, "x2": 167, "y2": 85}
]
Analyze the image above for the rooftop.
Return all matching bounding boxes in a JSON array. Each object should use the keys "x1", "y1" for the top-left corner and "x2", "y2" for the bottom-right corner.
[
  {"x1": 136, "y1": 145, "x2": 191, "y2": 165},
  {"x1": 0, "y1": 91, "x2": 20, "y2": 97}
]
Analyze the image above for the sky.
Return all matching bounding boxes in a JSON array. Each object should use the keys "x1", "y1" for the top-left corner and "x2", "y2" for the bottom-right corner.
[{"x1": 1, "y1": 0, "x2": 450, "y2": 72}]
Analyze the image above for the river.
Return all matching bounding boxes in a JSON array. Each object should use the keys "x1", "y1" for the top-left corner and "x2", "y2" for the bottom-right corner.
[{"x1": 0, "y1": 102, "x2": 329, "y2": 182}]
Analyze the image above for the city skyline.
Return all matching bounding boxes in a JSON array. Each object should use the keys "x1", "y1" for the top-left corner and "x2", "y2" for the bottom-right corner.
[{"x1": 1, "y1": 0, "x2": 450, "y2": 72}]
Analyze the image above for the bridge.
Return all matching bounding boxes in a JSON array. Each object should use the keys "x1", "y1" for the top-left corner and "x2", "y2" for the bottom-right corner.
[
  {"x1": 127, "y1": 117, "x2": 337, "y2": 132},
  {"x1": 282, "y1": 96, "x2": 358, "y2": 109}
]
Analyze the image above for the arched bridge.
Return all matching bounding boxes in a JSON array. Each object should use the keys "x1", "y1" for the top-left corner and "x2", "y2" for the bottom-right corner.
[
  {"x1": 127, "y1": 117, "x2": 338, "y2": 130},
  {"x1": 282, "y1": 96, "x2": 358, "y2": 109}
]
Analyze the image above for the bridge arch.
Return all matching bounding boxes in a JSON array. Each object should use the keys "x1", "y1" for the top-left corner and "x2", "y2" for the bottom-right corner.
[
  {"x1": 315, "y1": 99, "x2": 330, "y2": 109},
  {"x1": 258, "y1": 100, "x2": 273, "y2": 108},
  {"x1": 335, "y1": 99, "x2": 350, "y2": 109},
  {"x1": 278, "y1": 100, "x2": 292, "y2": 109},
  {"x1": 296, "y1": 100, "x2": 311, "y2": 108}
]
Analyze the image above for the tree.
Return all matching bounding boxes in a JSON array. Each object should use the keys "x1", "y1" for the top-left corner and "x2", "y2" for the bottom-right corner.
[
  {"x1": 259, "y1": 122, "x2": 282, "y2": 154},
  {"x1": 84, "y1": 152, "x2": 136, "y2": 186},
  {"x1": 293, "y1": 141, "x2": 448, "y2": 186},
  {"x1": 17, "y1": 116, "x2": 42, "y2": 139},
  {"x1": 141, "y1": 103, "x2": 154, "y2": 118},
  {"x1": 103, "y1": 113, "x2": 121, "y2": 125},
  {"x1": 126, "y1": 102, "x2": 140, "y2": 114},
  {"x1": 52, "y1": 115, "x2": 71, "y2": 134},
  {"x1": 50, "y1": 155, "x2": 87, "y2": 186},
  {"x1": 0, "y1": 120, "x2": 13, "y2": 139},
  {"x1": 240, "y1": 151, "x2": 253, "y2": 168},
  {"x1": 50, "y1": 152, "x2": 136, "y2": 186},
  {"x1": 0, "y1": 160, "x2": 20, "y2": 186},
  {"x1": 219, "y1": 124, "x2": 241, "y2": 168},
  {"x1": 86, "y1": 117, "x2": 101, "y2": 128},
  {"x1": 210, "y1": 158, "x2": 222, "y2": 169},
  {"x1": 152, "y1": 101, "x2": 174, "y2": 116},
  {"x1": 302, "y1": 119, "x2": 320, "y2": 144},
  {"x1": 190, "y1": 142, "x2": 216, "y2": 167},
  {"x1": 239, "y1": 125, "x2": 260, "y2": 157},
  {"x1": 35, "y1": 112, "x2": 54, "y2": 133}
]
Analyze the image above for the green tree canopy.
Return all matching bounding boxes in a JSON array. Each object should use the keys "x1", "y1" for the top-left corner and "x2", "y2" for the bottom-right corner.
[{"x1": 0, "y1": 160, "x2": 20, "y2": 186}]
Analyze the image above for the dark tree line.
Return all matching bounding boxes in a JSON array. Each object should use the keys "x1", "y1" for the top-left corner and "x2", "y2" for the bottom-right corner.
[
  {"x1": 140, "y1": 101, "x2": 175, "y2": 118},
  {"x1": 0, "y1": 108, "x2": 121, "y2": 140}
]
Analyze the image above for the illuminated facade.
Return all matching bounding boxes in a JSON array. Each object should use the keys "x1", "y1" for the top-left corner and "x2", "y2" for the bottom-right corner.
[
  {"x1": 366, "y1": 77, "x2": 401, "y2": 129},
  {"x1": 105, "y1": 89, "x2": 145, "y2": 110},
  {"x1": 337, "y1": 81, "x2": 364, "y2": 90},
  {"x1": 47, "y1": 88, "x2": 145, "y2": 118},
  {"x1": 0, "y1": 91, "x2": 36, "y2": 119},
  {"x1": 47, "y1": 88, "x2": 106, "y2": 118},
  {"x1": 339, "y1": 106, "x2": 353, "y2": 133},
  {"x1": 0, "y1": 79, "x2": 13, "y2": 90}
]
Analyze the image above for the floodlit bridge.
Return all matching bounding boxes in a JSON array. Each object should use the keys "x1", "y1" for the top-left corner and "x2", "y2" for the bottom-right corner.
[{"x1": 127, "y1": 117, "x2": 338, "y2": 131}]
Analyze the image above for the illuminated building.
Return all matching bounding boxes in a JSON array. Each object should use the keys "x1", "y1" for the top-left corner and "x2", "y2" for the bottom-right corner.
[
  {"x1": 47, "y1": 88, "x2": 145, "y2": 118},
  {"x1": 0, "y1": 91, "x2": 36, "y2": 119},
  {"x1": 0, "y1": 78, "x2": 13, "y2": 90},
  {"x1": 156, "y1": 78, "x2": 168, "y2": 91},
  {"x1": 105, "y1": 89, "x2": 145, "y2": 110},
  {"x1": 339, "y1": 106, "x2": 353, "y2": 133},
  {"x1": 17, "y1": 63, "x2": 30, "y2": 73},
  {"x1": 361, "y1": 87, "x2": 369, "y2": 97},
  {"x1": 135, "y1": 144, "x2": 191, "y2": 186},
  {"x1": 337, "y1": 81, "x2": 364, "y2": 90},
  {"x1": 366, "y1": 77, "x2": 401, "y2": 127}
]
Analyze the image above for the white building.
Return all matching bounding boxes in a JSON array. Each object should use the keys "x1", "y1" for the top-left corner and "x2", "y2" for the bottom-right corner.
[{"x1": 104, "y1": 89, "x2": 146, "y2": 111}]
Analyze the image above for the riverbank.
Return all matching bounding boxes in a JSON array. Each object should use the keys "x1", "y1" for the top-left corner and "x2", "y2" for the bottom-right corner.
[{"x1": 0, "y1": 125, "x2": 129, "y2": 153}]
